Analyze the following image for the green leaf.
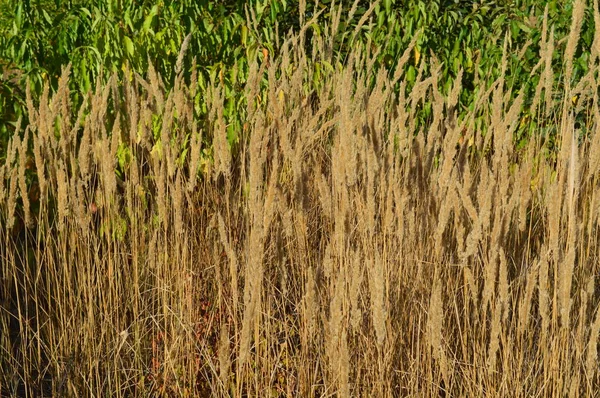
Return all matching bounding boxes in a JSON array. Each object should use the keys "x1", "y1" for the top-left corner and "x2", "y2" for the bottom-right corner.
[
  {"x1": 518, "y1": 21, "x2": 532, "y2": 34},
  {"x1": 143, "y1": 5, "x2": 158, "y2": 33},
  {"x1": 42, "y1": 9, "x2": 53, "y2": 25},
  {"x1": 80, "y1": 7, "x2": 91, "y2": 18},
  {"x1": 241, "y1": 24, "x2": 248, "y2": 46},
  {"x1": 406, "y1": 65, "x2": 416, "y2": 83},
  {"x1": 123, "y1": 36, "x2": 134, "y2": 56}
]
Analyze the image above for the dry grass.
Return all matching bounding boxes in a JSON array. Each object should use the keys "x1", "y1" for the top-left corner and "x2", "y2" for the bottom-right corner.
[{"x1": 2, "y1": 8, "x2": 600, "y2": 397}]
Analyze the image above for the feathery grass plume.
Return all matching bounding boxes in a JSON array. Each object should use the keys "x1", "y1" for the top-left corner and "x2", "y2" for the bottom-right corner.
[
  {"x1": 187, "y1": 128, "x2": 202, "y2": 192},
  {"x1": 426, "y1": 59, "x2": 445, "y2": 148},
  {"x1": 175, "y1": 33, "x2": 192, "y2": 76},
  {"x1": 446, "y1": 68, "x2": 463, "y2": 121},
  {"x1": 90, "y1": 74, "x2": 112, "y2": 142},
  {"x1": 434, "y1": 181, "x2": 459, "y2": 260},
  {"x1": 244, "y1": 1, "x2": 259, "y2": 41},
  {"x1": 267, "y1": 59, "x2": 286, "y2": 123},
  {"x1": 110, "y1": 112, "x2": 121, "y2": 161},
  {"x1": 77, "y1": 121, "x2": 92, "y2": 182},
  {"x1": 485, "y1": 39, "x2": 509, "y2": 155},
  {"x1": 6, "y1": 167, "x2": 18, "y2": 229},
  {"x1": 478, "y1": 163, "x2": 494, "y2": 236},
  {"x1": 457, "y1": 162, "x2": 476, "y2": 211},
  {"x1": 346, "y1": 0, "x2": 360, "y2": 31},
  {"x1": 244, "y1": 43, "x2": 265, "y2": 121},
  {"x1": 437, "y1": 114, "x2": 462, "y2": 194},
  {"x1": 210, "y1": 83, "x2": 231, "y2": 181},
  {"x1": 33, "y1": 134, "x2": 47, "y2": 202},
  {"x1": 5, "y1": 123, "x2": 20, "y2": 169},
  {"x1": 4, "y1": 131, "x2": 20, "y2": 223},
  {"x1": 391, "y1": 31, "x2": 421, "y2": 86},
  {"x1": 281, "y1": 206, "x2": 295, "y2": 247},
  {"x1": 366, "y1": 144, "x2": 378, "y2": 237},
  {"x1": 332, "y1": 192, "x2": 348, "y2": 262},
  {"x1": 498, "y1": 91, "x2": 524, "y2": 165},
  {"x1": 350, "y1": 0, "x2": 380, "y2": 47},
  {"x1": 138, "y1": 97, "x2": 154, "y2": 151},
  {"x1": 555, "y1": 122, "x2": 579, "y2": 329},
  {"x1": 55, "y1": 65, "x2": 73, "y2": 157},
  {"x1": 238, "y1": 300, "x2": 254, "y2": 373},
  {"x1": 563, "y1": 0, "x2": 585, "y2": 90},
  {"x1": 154, "y1": 155, "x2": 167, "y2": 229},
  {"x1": 543, "y1": 35, "x2": 556, "y2": 117},
  {"x1": 160, "y1": 95, "x2": 176, "y2": 178},
  {"x1": 547, "y1": 183, "x2": 562, "y2": 263},
  {"x1": 25, "y1": 80, "x2": 37, "y2": 128},
  {"x1": 518, "y1": 266, "x2": 538, "y2": 338},
  {"x1": 529, "y1": 6, "x2": 550, "y2": 114},
  {"x1": 337, "y1": 58, "x2": 358, "y2": 188},
  {"x1": 382, "y1": 167, "x2": 395, "y2": 237},
  {"x1": 487, "y1": 297, "x2": 502, "y2": 375},
  {"x1": 218, "y1": 212, "x2": 239, "y2": 314},
  {"x1": 74, "y1": 179, "x2": 90, "y2": 232},
  {"x1": 37, "y1": 81, "x2": 51, "y2": 142},
  {"x1": 407, "y1": 69, "x2": 430, "y2": 131},
  {"x1": 123, "y1": 64, "x2": 138, "y2": 136},
  {"x1": 572, "y1": 72, "x2": 594, "y2": 116},
  {"x1": 147, "y1": 59, "x2": 165, "y2": 110},
  {"x1": 427, "y1": 271, "x2": 448, "y2": 382},
  {"x1": 18, "y1": 128, "x2": 31, "y2": 227},
  {"x1": 96, "y1": 129, "x2": 117, "y2": 213},
  {"x1": 68, "y1": 155, "x2": 84, "y2": 231},
  {"x1": 454, "y1": 210, "x2": 466, "y2": 259},
  {"x1": 327, "y1": 1, "x2": 343, "y2": 60},
  {"x1": 592, "y1": 1, "x2": 600, "y2": 64},
  {"x1": 558, "y1": 113, "x2": 576, "y2": 175},
  {"x1": 482, "y1": 248, "x2": 499, "y2": 314},
  {"x1": 498, "y1": 248, "x2": 509, "y2": 323},
  {"x1": 517, "y1": 161, "x2": 533, "y2": 232},
  {"x1": 576, "y1": 276, "x2": 595, "y2": 354},
  {"x1": 173, "y1": 171, "x2": 184, "y2": 236},
  {"x1": 56, "y1": 162, "x2": 69, "y2": 232},
  {"x1": 298, "y1": 0, "x2": 306, "y2": 26},
  {"x1": 262, "y1": 143, "x2": 280, "y2": 232},
  {"x1": 463, "y1": 265, "x2": 479, "y2": 308}
]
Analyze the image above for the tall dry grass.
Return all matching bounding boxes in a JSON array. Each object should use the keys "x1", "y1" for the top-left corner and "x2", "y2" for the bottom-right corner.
[{"x1": 2, "y1": 3, "x2": 600, "y2": 396}]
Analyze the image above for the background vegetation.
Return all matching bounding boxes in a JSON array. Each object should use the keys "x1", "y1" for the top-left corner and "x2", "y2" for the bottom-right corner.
[
  {"x1": 2, "y1": 0, "x2": 600, "y2": 396},
  {"x1": 0, "y1": 0, "x2": 596, "y2": 157}
]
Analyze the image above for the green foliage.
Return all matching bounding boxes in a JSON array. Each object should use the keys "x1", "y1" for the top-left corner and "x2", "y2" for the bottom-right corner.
[{"x1": 0, "y1": 0, "x2": 596, "y2": 162}]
